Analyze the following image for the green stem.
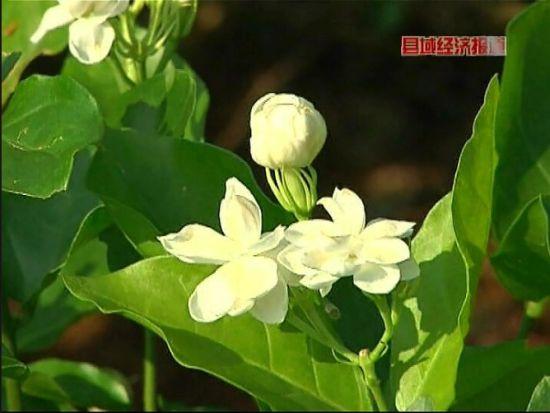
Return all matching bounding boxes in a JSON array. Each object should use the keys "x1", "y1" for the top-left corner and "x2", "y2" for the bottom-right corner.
[
  {"x1": 517, "y1": 299, "x2": 547, "y2": 339},
  {"x1": 359, "y1": 354, "x2": 388, "y2": 412},
  {"x1": 358, "y1": 294, "x2": 393, "y2": 411},
  {"x1": 2, "y1": 306, "x2": 22, "y2": 412},
  {"x1": 143, "y1": 329, "x2": 156, "y2": 411}
]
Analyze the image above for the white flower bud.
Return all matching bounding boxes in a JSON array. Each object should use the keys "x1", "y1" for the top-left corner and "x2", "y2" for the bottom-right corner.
[{"x1": 250, "y1": 93, "x2": 327, "y2": 169}]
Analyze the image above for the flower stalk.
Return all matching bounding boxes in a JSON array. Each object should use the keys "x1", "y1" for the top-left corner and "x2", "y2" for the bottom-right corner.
[
  {"x1": 358, "y1": 294, "x2": 394, "y2": 412},
  {"x1": 143, "y1": 329, "x2": 157, "y2": 411}
]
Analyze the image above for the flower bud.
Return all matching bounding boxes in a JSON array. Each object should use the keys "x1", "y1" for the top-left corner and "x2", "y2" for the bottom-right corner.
[{"x1": 250, "y1": 93, "x2": 327, "y2": 169}]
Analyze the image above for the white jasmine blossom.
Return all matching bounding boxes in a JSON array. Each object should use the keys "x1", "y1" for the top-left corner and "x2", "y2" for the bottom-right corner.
[
  {"x1": 31, "y1": 0, "x2": 129, "y2": 65},
  {"x1": 250, "y1": 93, "x2": 327, "y2": 169},
  {"x1": 158, "y1": 178, "x2": 290, "y2": 324},
  {"x1": 279, "y1": 188, "x2": 419, "y2": 295}
]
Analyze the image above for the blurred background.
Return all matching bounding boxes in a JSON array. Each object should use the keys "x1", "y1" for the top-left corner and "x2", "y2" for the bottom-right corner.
[{"x1": 28, "y1": 0, "x2": 548, "y2": 410}]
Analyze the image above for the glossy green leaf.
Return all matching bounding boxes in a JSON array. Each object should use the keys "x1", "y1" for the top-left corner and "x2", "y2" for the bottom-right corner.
[
  {"x1": 2, "y1": 51, "x2": 20, "y2": 81},
  {"x1": 492, "y1": 0, "x2": 550, "y2": 240},
  {"x1": 528, "y1": 376, "x2": 550, "y2": 412},
  {"x1": 492, "y1": 195, "x2": 550, "y2": 300},
  {"x1": 2, "y1": 150, "x2": 100, "y2": 303},
  {"x1": 61, "y1": 57, "x2": 130, "y2": 128},
  {"x1": 87, "y1": 128, "x2": 291, "y2": 257},
  {"x1": 1, "y1": 343, "x2": 28, "y2": 380},
  {"x1": 122, "y1": 64, "x2": 209, "y2": 141},
  {"x1": 28, "y1": 359, "x2": 132, "y2": 410},
  {"x1": 21, "y1": 371, "x2": 70, "y2": 405},
  {"x1": 452, "y1": 341, "x2": 550, "y2": 411},
  {"x1": 391, "y1": 76, "x2": 499, "y2": 411},
  {"x1": 61, "y1": 57, "x2": 209, "y2": 141},
  {"x1": 63, "y1": 257, "x2": 370, "y2": 411},
  {"x1": 2, "y1": 75, "x2": 103, "y2": 198}
]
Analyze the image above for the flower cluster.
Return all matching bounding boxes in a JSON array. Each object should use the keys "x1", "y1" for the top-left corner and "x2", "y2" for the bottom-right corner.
[
  {"x1": 159, "y1": 178, "x2": 418, "y2": 325},
  {"x1": 159, "y1": 92, "x2": 419, "y2": 325}
]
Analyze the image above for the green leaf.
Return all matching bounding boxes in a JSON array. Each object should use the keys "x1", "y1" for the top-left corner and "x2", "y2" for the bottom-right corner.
[
  {"x1": 492, "y1": 195, "x2": 550, "y2": 300},
  {"x1": 1, "y1": 343, "x2": 28, "y2": 380},
  {"x1": 61, "y1": 57, "x2": 130, "y2": 128},
  {"x1": 15, "y1": 276, "x2": 94, "y2": 353},
  {"x1": 63, "y1": 257, "x2": 370, "y2": 411},
  {"x1": 21, "y1": 371, "x2": 70, "y2": 405},
  {"x1": 28, "y1": 359, "x2": 132, "y2": 410},
  {"x1": 2, "y1": 1, "x2": 68, "y2": 104},
  {"x1": 391, "y1": 76, "x2": 499, "y2": 411},
  {"x1": 2, "y1": 150, "x2": 100, "y2": 303},
  {"x1": 61, "y1": 57, "x2": 209, "y2": 141},
  {"x1": 2, "y1": 51, "x2": 20, "y2": 81},
  {"x1": 452, "y1": 341, "x2": 550, "y2": 411},
  {"x1": 2, "y1": 75, "x2": 103, "y2": 198},
  {"x1": 122, "y1": 64, "x2": 209, "y2": 141},
  {"x1": 87, "y1": 128, "x2": 291, "y2": 257},
  {"x1": 493, "y1": 0, "x2": 550, "y2": 240},
  {"x1": 528, "y1": 376, "x2": 550, "y2": 412}
]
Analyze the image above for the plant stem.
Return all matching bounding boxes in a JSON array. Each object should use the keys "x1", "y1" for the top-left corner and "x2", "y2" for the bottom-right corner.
[
  {"x1": 143, "y1": 329, "x2": 157, "y2": 411},
  {"x1": 358, "y1": 294, "x2": 394, "y2": 411},
  {"x1": 2, "y1": 306, "x2": 22, "y2": 411},
  {"x1": 517, "y1": 299, "x2": 547, "y2": 339},
  {"x1": 359, "y1": 354, "x2": 388, "y2": 412}
]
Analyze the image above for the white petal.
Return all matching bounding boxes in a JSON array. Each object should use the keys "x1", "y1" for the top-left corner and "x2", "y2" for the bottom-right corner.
[
  {"x1": 30, "y1": 5, "x2": 75, "y2": 43},
  {"x1": 302, "y1": 237, "x2": 359, "y2": 277},
  {"x1": 319, "y1": 285, "x2": 333, "y2": 297},
  {"x1": 248, "y1": 225, "x2": 285, "y2": 256},
  {"x1": 285, "y1": 219, "x2": 343, "y2": 247},
  {"x1": 223, "y1": 257, "x2": 278, "y2": 301},
  {"x1": 220, "y1": 178, "x2": 262, "y2": 247},
  {"x1": 158, "y1": 224, "x2": 240, "y2": 264},
  {"x1": 359, "y1": 237, "x2": 410, "y2": 265},
  {"x1": 300, "y1": 271, "x2": 339, "y2": 290},
  {"x1": 188, "y1": 270, "x2": 235, "y2": 322},
  {"x1": 362, "y1": 218, "x2": 415, "y2": 240},
  {"x1": 228, "y1": 299, "x2": 255, "y2": 316},
  {"x1": 59, "y1": 0, "x2": 94, "y2": 18},
  {"x1": 251, "y1": 279, "x2": 288, "y2": 324},
  {"x1": 318, "y1": 188, "x2": 365, "y2": 235},
  {"x1": 399, "y1": 258, "x2": 420, "y2": 281},
  {"x1": 68, "y1": 19, "x2": 115, "y2": 64},
  {"x1": 353, "y1": 263, "x2": 400, "y2": 294},
  {"x1": 277, "y1": 244, "x2": 317, "y2": 276}
]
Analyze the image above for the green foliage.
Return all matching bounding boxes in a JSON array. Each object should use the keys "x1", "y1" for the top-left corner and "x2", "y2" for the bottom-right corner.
[
  {"x1": 86, "y1": 129, "x2": 291, "y2": 257},
  {"x1": 492, "y1": 0, "x2": 550, "y2": 299},
  {"x1": 1, "y1": 344, "x2": 28, "y2": 380},
  {"x1": 17, "y1": 360, "x2": 131, "y2": 411},
  {"x1": 492, "y1": 196, "x2": 550, "y2": 300},
  {"x1": 62, "y1": 57, "x2": 130, "y2": 127},
  {"x1": 452, "y1": 341, "x2": 550, "y2": 411},
  {"x1": 27, "y1": 359, "x2": 132, "y2": 410},
  {"x1": 2, "y1": 75, "x2": 103, "y2": 198},
  {"x1": 528, "y1": 376, "x2": 550, "y2": 412},
  {"x1": 63, "y1": 257, "x2": 371, "y2": 411},
  {"x1": 62, "y1": 57, "x2": 209, "y2": 141},
  {"x1": 391, "y1": 76, "x2": 499, "y2": 411},
  {"x1": 2, "y1": 150, "x2": 100, "y2": 303},
  {"x1": 15, "y1": 277, "x2": 94, "y2": 354}
]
